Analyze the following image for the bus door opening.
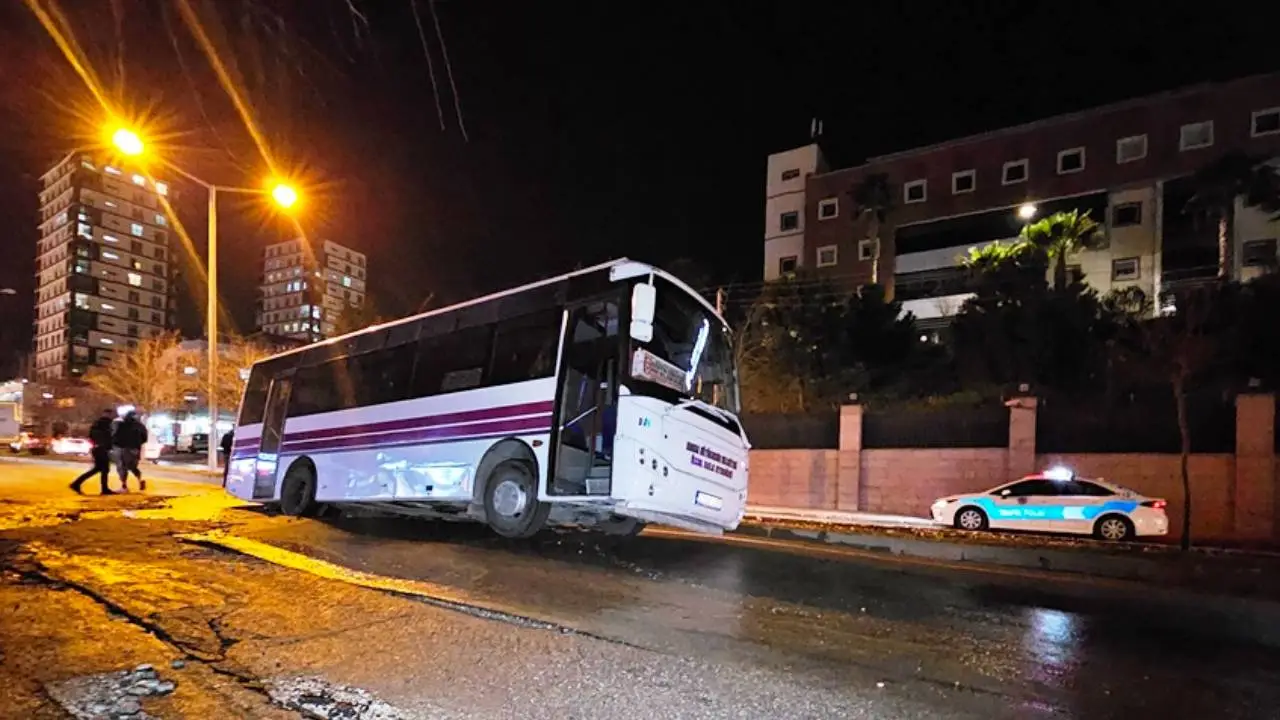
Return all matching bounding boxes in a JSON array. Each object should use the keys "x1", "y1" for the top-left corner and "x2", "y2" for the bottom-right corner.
[
  {"x1": 253, "y1": 374, "x2": 293, "y2": 500},
  {"x1": 553, "y1": 299, "x2": 619, "y2": 496}
]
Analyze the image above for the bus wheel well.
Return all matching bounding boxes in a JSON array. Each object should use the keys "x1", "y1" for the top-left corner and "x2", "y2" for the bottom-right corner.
[
  {"x1": 280, "y1": 456, "x2": 319, "y2": 517},
  {"x1": 473, "y1": 439, "x2": 539, "y2": 506}
]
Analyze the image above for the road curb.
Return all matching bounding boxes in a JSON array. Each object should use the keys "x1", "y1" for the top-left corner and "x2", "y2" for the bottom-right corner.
[{"x1": 733, "y1": 522, "x2": 1280, "y2": 649}]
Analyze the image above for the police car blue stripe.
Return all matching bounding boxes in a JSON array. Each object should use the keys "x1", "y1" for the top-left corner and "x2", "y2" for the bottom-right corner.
[{"x1": 967, "y1": 497, "x2": 1139, "y2": 522}]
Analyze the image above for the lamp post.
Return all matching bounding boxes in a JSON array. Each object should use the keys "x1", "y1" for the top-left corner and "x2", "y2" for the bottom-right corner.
[{"x1": 110, "y1": 128, "x2": 298, "y2": 470}]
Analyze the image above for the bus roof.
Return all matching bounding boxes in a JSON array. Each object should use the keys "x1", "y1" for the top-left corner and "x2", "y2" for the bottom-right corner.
[{"x1": 251, "y1": 258, "x2": 724, "y2": 366}]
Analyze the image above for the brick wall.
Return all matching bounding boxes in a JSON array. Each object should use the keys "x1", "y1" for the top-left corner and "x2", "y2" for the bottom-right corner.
[
  {"x1": 746, "y1": 450, "x2": 839, "y2": 509},
  {"x1": 860, "y1": 448, "x2": 1009, "y2": 517}
]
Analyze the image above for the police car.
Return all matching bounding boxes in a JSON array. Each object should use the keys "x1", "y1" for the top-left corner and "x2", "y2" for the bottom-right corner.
[{"x1": 930, "y1": 467, "x2": 1169, "y2": 541}]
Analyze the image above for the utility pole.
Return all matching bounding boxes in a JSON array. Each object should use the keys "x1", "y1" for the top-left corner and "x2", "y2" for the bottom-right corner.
[{"x1": 715, "y1": 287, "x2": 725, "y2": 315}]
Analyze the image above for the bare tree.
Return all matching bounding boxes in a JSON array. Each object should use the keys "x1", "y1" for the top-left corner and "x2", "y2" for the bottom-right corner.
[{"x1": 82, "y1": 332, "x2": 189, "y2": 413}]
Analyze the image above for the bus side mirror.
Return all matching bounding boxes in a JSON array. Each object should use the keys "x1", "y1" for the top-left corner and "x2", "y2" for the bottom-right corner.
[{"x1": 629, "y1": 283, "x2": 656, "y2": 343}]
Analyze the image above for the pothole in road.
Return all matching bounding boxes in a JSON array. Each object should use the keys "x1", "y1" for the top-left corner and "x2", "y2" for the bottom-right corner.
[
  {"x1": 44, "y1": 663, "x2": 176, "y2": 720},
  {"x1": 267, "y1": 677, "x2": 424, "y2": 720}
]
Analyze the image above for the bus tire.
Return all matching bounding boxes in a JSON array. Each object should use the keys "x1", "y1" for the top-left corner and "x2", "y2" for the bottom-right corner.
[
  {"x1": 280, "y1": 461, "x2": 319, "y2": 517},
  {"x1": 483, "y1": 460, "x2": 549, "y2": 539}
]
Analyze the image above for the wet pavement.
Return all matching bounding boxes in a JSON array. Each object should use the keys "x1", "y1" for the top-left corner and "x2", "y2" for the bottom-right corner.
[{"x1": 2, "y1": 459, "x2": 1278, "y2": 719}]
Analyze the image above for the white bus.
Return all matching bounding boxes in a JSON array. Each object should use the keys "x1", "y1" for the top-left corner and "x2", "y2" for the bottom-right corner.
[{"x1": 224, "y1": 259, "x2": 749, "y2": 538}]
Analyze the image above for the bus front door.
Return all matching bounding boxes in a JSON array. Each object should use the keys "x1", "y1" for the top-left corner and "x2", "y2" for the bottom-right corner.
[{"x1": 252, "y1": 374, "x2": 293, "y2": 500}]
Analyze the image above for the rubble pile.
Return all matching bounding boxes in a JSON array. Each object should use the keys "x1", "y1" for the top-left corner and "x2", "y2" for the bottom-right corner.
[{"x1": 45, "y1": 663, "x2": 176, "y2": 719}]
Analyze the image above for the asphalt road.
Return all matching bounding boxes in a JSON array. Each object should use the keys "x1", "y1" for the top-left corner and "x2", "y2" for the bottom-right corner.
[{"x1": 1, "y1": 459, "x2": 1277, "y2": 719}]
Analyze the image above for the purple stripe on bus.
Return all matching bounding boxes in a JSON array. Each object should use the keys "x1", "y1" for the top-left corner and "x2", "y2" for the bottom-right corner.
[
  {"x1": 279, "y1": 401, "x2": 555, "y2": 444},
  {"x1": 278, "y1": 428, "x2": 551, "y2": 458},
  {"x1": 280, "y1": 415, "x2": 550, "y2": 455}
]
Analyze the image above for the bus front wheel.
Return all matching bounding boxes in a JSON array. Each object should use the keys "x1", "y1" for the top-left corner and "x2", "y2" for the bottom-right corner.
[
  {"x1": 280, "y1": 462, "x2": 319, "y2": 517},
  {"x1": 483, "y1": 460, "x2": 549, "y2": 539}
]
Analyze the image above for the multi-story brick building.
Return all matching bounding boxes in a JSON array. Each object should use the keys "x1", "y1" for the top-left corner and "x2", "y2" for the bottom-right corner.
[
  {"x1": 764, "y1": 73, "x2": 1280, "y2": 330},
  {"x1": 257, "y1": 238, "x2": 367, "y2": 342},
  {"x1": 33, "y1": 152, "x2": 175, "y2": 380}
]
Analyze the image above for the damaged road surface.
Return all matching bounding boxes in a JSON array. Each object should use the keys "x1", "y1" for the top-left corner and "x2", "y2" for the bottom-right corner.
[{"x1": 3, "y1": 460, "x2": 1280, "y2": 719}]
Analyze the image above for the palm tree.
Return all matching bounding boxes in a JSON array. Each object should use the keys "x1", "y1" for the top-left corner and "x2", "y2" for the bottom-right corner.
[
  {"x1": 849, "y1": 173, "x2": 894, "y2": 287},
  {"x1": 1185, "y1": 151, "x2": 1280, "y2": 279},
  {"x1": 1021, "y1": 209, "x2": 1102, "y2": 291}
]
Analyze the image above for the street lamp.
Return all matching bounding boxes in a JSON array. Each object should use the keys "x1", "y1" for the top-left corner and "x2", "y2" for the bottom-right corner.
[
  {"x1": 1017, "y1": 203, "x2": 1038, "y2": 221},
  {"x1": 110, "y1": 128, "x2": 299, "y2": 471}
]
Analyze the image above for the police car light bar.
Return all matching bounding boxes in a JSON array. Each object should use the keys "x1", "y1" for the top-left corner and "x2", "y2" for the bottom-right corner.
[{"x1": 1044, "y1": 466, "x2": 1074, "y2": 481}]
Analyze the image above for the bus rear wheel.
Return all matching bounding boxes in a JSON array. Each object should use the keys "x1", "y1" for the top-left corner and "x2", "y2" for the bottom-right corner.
[
  {"x1": 280, "y1": 463, "x2": 319, "y2": 517},
  {"x1": 483, "y1": 460, "x2": 549, "y2": 539}
]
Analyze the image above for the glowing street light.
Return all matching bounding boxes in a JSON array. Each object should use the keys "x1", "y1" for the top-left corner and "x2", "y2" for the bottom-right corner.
[
  {"x1": 111, "y1": 127, "x2": 144, "y2": 157},
  {"x1": 1017, "y1": 203, "x2": 1038, "y2": 221},
  {"x1": 94, "y1": 123, "x2": 303, "y2": 471},
  {"x1": 271, "y1": 183, "x2": 299, "y2": 209}
]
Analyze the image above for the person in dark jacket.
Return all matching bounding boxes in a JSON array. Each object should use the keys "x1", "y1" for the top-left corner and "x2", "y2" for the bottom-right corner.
[
  {"x1": 113, "y1": 411, "x2": 148, "y2": 492},
  {"x1": 71, "y1": 409, "x2": 116, "y2": 495},
  {"x1": 219, "y1": 430, "x2": 234, "y2": 483}
]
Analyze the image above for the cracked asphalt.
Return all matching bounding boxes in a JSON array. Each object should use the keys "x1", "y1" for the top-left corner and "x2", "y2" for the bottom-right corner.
[{"x1": 1, "y1": 458, "x2": 1278, "y2": 719}]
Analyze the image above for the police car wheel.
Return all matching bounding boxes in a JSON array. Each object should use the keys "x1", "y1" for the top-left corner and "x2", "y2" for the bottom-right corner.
[
  {"x1": 955, "y1": 507, "x2": 988, "y2": 531},
  {"x1": 1094, "y1": 515, "x2": 1134, "y2": 542}
]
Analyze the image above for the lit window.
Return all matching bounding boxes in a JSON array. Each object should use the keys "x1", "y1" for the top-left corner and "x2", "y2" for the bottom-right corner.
[
  {"x1": 155, "y1": 214, "x2": 167, "y2": 226},
  {"x1": 77, "y1": 223, "x2": 92, "y2": 239},
  {"x1": 127, "y1": 272, "x2": 142, "y2": 287},
  {"x1": 1180, "y1": 121, "x2": 1214, "y2": 151},
  {"x1": 130, "y1": 223, "x2": 144, "y2": 236},
  {"x1": 102, "y1": 251, "x2": 120, "y2": 260},
  {"x1": 132, "y1": 174, "x2": 146, "y2": 186},
  {"x1": 342, "y1": 276, "x2": 352, "y2": 287},
  {"x1": 81, "y1": 160, "x2": 96, "y2": 170},
  {"x1": 101, "y1": 303, "x2": 115, "y2": 310},
  {"x1": 100, "y1": 338, "x2": 114, "y2": 345},
  {"x1": 104, "y1": 200, "x2": 118, "y2": 209},
  {"x1": 104, "y1": 234, "x2": 119, "y2": 243},
  {"x1": 155, "y1": 182, "x2": 168, "y2": 196},
  {"x1": 105, "y1": 166, "x2": 121, "y2": 176}
]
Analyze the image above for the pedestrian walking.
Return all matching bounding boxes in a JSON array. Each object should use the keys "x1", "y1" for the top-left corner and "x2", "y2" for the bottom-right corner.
[
  {"x1": 70, "y1": 409, "x2": 116, "y2": 495},
  {"x1": 220, "y1": 429, "x2": 234, "y2": 484},
  {"x1": 113, "y1": 411, "x2": 148, "y2": 492}
]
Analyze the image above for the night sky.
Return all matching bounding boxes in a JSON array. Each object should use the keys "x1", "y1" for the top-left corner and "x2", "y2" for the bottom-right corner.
[{"x1": 1, "y1": 1, "x2": 1278, "y2": 374}]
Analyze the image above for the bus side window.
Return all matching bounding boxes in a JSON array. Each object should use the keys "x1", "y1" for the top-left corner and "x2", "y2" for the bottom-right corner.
[
  {"x1": 489, "y1": 309, "x2": 562, "y2": 386},
  {"x1": 410, "y1": 325, "x2": 493, "y2": 397},
  {"x1": 350, "y1": 343, "x2": 416, "y2": 406},
  {"x1": 239, "y1": 366, "x2": 271, "y2": 424}
]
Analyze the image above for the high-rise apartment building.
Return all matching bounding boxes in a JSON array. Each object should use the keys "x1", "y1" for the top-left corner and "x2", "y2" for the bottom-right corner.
[
  {"x1": 257, "y1": 238, "x2": 367, "y2": 341},
  {"x1": 33, "y1": 152, "x2": 174, "y2": 380},
  {"x1": 765, "y1": 73, "x2": 1280, "y2": 331}
]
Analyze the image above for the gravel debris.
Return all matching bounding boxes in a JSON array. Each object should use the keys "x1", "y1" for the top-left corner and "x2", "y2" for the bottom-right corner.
[{"x1": 44, "y1": 664, "x2": 178, "y2": 719}]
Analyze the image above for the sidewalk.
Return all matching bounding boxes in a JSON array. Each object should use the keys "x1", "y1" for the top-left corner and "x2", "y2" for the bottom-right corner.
[{"x1": 745, "y1": 505, "x2": 934, "y2": 529}]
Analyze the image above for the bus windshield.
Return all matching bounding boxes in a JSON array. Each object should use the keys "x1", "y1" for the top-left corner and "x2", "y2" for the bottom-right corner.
[{"x1": 628, "y1": 278, "x2": 740, "y2": 416}]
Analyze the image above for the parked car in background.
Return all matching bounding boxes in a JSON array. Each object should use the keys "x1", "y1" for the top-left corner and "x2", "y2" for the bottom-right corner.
[
  {"x1": 143, "y1": 438, "x2": 163, "y2": 463},
  {"x1": 930, "y1": 467, "x2": 1168, "y2": 542},
  {"x1": 176, "y1": 433, "x2": 209, "y2": 454},
  {"x1": 8, "y1": 428, "x2": 49, "y2": 455},
  {"x1": 50, "y1": 436, "x2": 92, "y2": 456}
]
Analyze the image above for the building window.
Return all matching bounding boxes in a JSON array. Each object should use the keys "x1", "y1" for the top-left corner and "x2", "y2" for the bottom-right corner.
[
  {"x1": 1252, "y1": 108, "x2": 1280, "y2": 138},
  {"x1": 105, "y1": 166, "x2": 121, "y2": 176},
  {"x1": 779, "y1": 211, "x2": 800, "y2": 232},
  {"x1": 1111, "y1": 257, "x2": 1140, "y2": 281},
  {"x1": 780, "y1": 168, "x2": 800, "y2": 181},
  {"x1": 130, "y1": 223, "x2": 144, "y2": 236},
  {"x1": 1179, "y1": 121, "x2": 1214, "y2": 151},
  {"x1": 155, "y1": 181, "x2": 168, "y2": 196},
  {"x1": 1002, "y1": 159, "x2": 1029, "y2": 185},
  {"x1": 126, "y1": 272, "x2": 143, "y2": 287},
  {"x1": 1056, "y1": 147, "x2": 1085, "y2": 175},
  {"x1": 951, "y1": 170, "x2": 976, "y2": 194},
  {"x1": 858, "y1": 238, "x2": 879, "y2": 261},
  {"x1": 1116, "y1": 134, "x2": 1148, "y2": 164},
  {"x1": 903, "y1": 179, "x2": 927, "y2": 204},
  {"x1": 817, "y1": 197, "x2": 839, "y2": 220},
  {"x1": 816, "y1": 245, "x2": 838, "y2": 267},
  {"x1": 1243, "y1": 239, "x2": 1278, "y2": 267},
  {"x1": 155, "y1": 214, "x2": 167, "y2": 226},
  {"x1": 131, "y1": 174, "x2": 146, "y2": 186},
  {"x1": 778, "y1": 256, "x2": 798, "y2": 275},
  {"x1": 1112, "y1": 202, "x2": 1142, "y2": 228}
]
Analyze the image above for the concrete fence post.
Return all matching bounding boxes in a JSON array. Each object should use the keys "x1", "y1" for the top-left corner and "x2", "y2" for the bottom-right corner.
[
  {"x1": 1233, "y1": 393, "x2": 1275, "y2": 541},
  {"x1": 1007, "y1": 397, "x2": 1037, "y2": 478},
  {"x1": 837, "y1": 404, "x2": 863, "y2": 511}
]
